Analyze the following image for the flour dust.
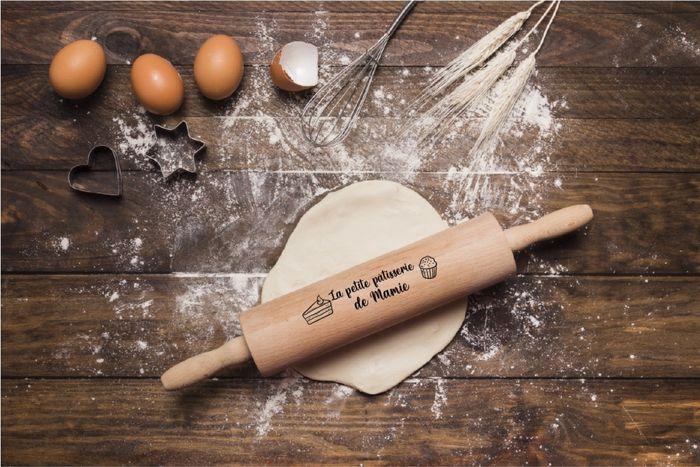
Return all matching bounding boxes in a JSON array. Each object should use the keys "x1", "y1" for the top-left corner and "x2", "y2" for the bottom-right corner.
[{"x1": 49, "y1": 12, "x2": 584, "y2": 444}]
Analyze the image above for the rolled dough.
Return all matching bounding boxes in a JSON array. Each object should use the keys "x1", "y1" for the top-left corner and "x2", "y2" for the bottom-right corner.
[{"x1": 261, "y1": 180, "x2": 467, "y2": 394}]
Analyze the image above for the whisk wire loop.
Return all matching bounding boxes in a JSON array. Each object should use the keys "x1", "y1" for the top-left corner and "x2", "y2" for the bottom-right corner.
[{"x1": 301, "y1": 1, "x2": 417, "y2": 147}]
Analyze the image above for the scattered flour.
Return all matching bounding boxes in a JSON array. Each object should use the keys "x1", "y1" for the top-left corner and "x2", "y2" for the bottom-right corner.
[
  {"x1": 475, "y1": 345, "x2": 501, "y2": 361},
  {"x1": 50, "y1": 15, "x2": 588, "y2": 443},
  {"x1": 256, "y1": 387, "x2": 288, "y2": 436},
  {"x1": 254, "y1": 375, "x2": 305, "y2": 436},
  {"x1": 254, "y1": 16, "x2": 278, "y2": 55},
  {"x1": 431, "y1": 378, "x2": 447, "y2": 419},
  {"x1": 324, "y1": 384, "x2": 354, "y2": 418},
  {"x1": 111, "y1": 111, "x2": 156, "y2": 167},
  {"x1": 326, "y1": 384, "x2": 354, "y2": 403},
  {"x1": 669, "y1": 25, "x2": 700, "y2": 57},
  {"x1": 441, "y1": 82, "x2": 563, "y2": 222},
  {"x1": 172, "y1": 273, "x2": 263, "y2": 343},
  {"x1": 437, "y1": 352, "x2": 452, "y2": 367}
]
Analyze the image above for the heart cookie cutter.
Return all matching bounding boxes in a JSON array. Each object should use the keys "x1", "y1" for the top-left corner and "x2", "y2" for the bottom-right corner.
[{"x1": 68, "y1": 145, "x2": 123, "y2": 197}]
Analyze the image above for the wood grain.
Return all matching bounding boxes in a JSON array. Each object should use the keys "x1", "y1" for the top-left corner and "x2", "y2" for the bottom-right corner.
[
  {"x1": 2, "y1": 2, "x2": 699, "y2": 464},
  {"x1": 5, "y1": 1, "x2": 700, "y2": 14},
  {"x1": 3, "y1": 65, "x2": 699, "y2": 119},
  {"x1": 2, "y1": 275, "x2": 698, "y2": 379},
  {"x1": 2, "y1": 171, "x2": 698, "y2": 275},
  {"x1": 2, "y1": 378, "x2": 699, "y2": 465},
  {"x1": 2, "y1": 7, "x2": 699, "y2": 67},
  {"x1": 2, "y1": 116, "x2": 698, "y2": 172}
]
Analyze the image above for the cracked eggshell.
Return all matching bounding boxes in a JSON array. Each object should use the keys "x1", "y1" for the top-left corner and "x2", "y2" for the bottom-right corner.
[{"x1": 269, "y1": 41, "x2": 318, "y2": 92}]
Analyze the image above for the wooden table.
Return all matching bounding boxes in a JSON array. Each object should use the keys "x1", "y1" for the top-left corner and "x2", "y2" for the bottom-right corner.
[{"x1": 2, "y1": 1, "x2": 699, "y2": 464}]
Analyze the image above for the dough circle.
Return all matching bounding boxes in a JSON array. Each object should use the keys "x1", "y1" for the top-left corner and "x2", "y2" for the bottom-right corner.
[{"x1": 261, "y1": 180, "x2": 467, "y2": 394}]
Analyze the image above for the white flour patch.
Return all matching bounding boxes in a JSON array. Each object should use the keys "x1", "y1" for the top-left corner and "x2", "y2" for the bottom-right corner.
[
  {"x1": 104, "y1": 236, "x2": 148, "y2": 271},
  {"x1": 668, "y1": 25, "x2": 700, "y2": 57},
  {"x1": 326, "y1": 384, "x2": 354, "y2": 403},
  {"x1": 310, "y1": 10, "x2": 329, "y2": 41},
  {"x1": 53, "y1": 236, "x2": 71, "y2": 252},
  {"x1": 453, "y1": 278, "x2": 575, "y2": 378},
  {"x1": 437, "y1": 352, "x2": 452, "y2": 367},
  {"x1": 306, "y1": 9, "x2": 349, "y2": 66},
  {"x1": 254, "y1": 16, "x2": 278, "y2": 55},
  {"x1": 254, "y1": 375, "x2": 305, "y2": 436},
  {"x1": 255, "y1": 387, "x2": 288, "y2": 436},
  {"x1": 173, "y1": 273, "x2": 263, "y2": 343},
  {"x1": 475, "y1": 345, "x2": 501, "y2": 361},
  {"x1": 324, "y1": 384, "x2": 354, "y2": 418},
  {"x1": 431, "y1": 378, "x2": 447, "y2": 419},
  {"x1": 373, "y1": 86, "x2": 394, "y2": 116},
  {"x1": 111, "y1": 111, "x2": 156, "y2": 167}
]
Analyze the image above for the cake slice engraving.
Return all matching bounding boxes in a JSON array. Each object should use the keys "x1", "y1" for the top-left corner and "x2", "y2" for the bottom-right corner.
[{"x1": 303, "y1": 295, "x2": 334, "y2": 325}]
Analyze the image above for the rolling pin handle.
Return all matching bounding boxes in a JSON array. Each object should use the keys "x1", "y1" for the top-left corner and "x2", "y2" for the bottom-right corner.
[
  {"x1": 161, "y1": 336, "x2": 252, "y2": 390},
  {"x1": 504, "y1": 204, "x2": 593, "y2": 252}
]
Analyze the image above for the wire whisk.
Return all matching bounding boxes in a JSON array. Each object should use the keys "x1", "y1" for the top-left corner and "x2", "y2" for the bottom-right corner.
[{"x1": 301, "y1": 1, "x2": 417, "y2": 148}]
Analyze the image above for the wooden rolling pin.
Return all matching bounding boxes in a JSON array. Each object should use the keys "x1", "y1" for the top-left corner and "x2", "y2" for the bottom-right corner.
[{"x1": 162, "y1": 204, "x2": 593, "y2": 390}]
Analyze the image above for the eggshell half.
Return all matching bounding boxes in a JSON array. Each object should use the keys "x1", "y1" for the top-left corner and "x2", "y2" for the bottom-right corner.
[
  {"x1": 194, "y1": 35, "x2": 244, "y2": 100},
  {"x1": 270, "y1": 41, "x2": 318, "y2": 92},
  {"x1": 130, "y1": 53, "x2": 184, "y2": 115},
  {"x1": 49, "y1": 39, "x2": 106, "y2": 99}
]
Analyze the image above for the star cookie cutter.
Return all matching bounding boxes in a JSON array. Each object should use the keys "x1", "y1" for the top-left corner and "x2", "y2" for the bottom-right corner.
[
  {"x1": 147, "y1": 121, "x2": 206, "y2": 179},
  {"x1": 68, "y1": 145, "x2": 123, "y2": 197}
]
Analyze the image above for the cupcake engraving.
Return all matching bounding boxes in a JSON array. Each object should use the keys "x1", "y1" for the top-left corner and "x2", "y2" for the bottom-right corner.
[
  {"x1": 303, "y1": 295, "x2": 334, "y2": 325},
  {"x1": 419, "y1": 255, "x2": 438, "y2": 279}
]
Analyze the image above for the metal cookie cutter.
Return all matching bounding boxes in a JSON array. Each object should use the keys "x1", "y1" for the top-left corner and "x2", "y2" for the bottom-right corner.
[
  {"x1": 68, "y1": 145, "x2": 123, "y2": 197},
  {"x1": 147, "y1": 121, "x2": 206, "y2": 179}
]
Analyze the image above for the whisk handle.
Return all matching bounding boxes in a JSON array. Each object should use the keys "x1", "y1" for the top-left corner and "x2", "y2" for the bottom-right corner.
[{"x1": 386, "y1": 1, "x2": 418, "y2": 38}]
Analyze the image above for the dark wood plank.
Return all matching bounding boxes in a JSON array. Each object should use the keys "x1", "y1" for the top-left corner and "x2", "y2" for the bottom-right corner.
[
  {"x1": 1, "y1": 3, "x2": 698, "y2": 466},
  {"x1": 3, "y1": 378, "x2": 699, "y2": 465},
  {"x1": 2, "y1": 172, "x2": 698, "y2": 275},
  {"x1": 2, "y1": 7, "x2": 699, "y2": 67},
  {"x1": 3, "y1": 115, "x2": 699, "y2": 173},
  {"x1": 3, "y1": 65, "x2": 699, "y2": 121},
  {"x1": 2, "y1": 275, "x2": 698, "y2": 379},
  {"x1": 5, "y1": 1, "x2": 700, "y2": 14}
]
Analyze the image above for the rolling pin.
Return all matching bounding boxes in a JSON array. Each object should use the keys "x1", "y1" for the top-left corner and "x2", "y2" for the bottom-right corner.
[{"x1": 162, "y1": 204, "x2": 593, "y2": 390}]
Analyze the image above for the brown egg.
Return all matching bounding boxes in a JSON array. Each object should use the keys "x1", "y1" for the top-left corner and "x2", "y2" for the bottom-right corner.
[
  {"x1": 194, "y1": 35, "x2": 244, "y2": 100},
  {"x1": 49, "y1": 39, "x2": 106, "y2": 99},
  {"x1": 130, "y1": 54, "x2": 184, "y2": 115}
]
